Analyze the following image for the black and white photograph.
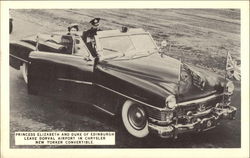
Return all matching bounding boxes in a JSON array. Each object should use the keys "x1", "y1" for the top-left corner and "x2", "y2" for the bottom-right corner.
[
  {"x1": 1, "y1": 1, "x2": 249, "y2": 158},
  {"x1": 8, "y1": 8, "x2": 241, "y2": 147}
]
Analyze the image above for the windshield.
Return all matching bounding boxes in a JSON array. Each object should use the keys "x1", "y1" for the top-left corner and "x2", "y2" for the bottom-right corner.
[{"x1": 99, "y1": 33, "x2": 157, "y2": 59}]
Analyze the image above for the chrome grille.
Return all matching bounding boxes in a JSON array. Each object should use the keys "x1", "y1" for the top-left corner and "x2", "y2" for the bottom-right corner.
[
  {"x1": 176, "y1": 95, "x2": 222, "y2": 116},
  {"x1": 147, "y1": 108, "x2": 167, "y2": 121}
]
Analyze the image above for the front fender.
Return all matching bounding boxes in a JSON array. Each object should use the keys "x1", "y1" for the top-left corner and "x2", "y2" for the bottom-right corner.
[{"x1": 95, "y1": 65, "x2": 171, "y2": 109}]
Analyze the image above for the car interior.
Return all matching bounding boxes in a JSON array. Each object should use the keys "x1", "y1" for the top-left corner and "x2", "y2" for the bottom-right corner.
[
  {"x1": 60, "y1": 35, "x2": 74, "y2": 54},
  {"x1": 37, "y1": 34, "x2": 92, "y2": 59}
]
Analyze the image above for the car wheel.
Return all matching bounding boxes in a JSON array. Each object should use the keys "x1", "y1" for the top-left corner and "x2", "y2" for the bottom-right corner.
[
  {"x1": 21, "y1": 63, "x2": 28, "y2": 84},
  {"x1": 121, "y1": 100, "x2": 149, "y2": 138}
]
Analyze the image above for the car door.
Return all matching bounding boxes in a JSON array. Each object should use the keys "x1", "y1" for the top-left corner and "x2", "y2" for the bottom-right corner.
[{"x1": 28, "y1": 35, "x2": 95, "y2": 103}]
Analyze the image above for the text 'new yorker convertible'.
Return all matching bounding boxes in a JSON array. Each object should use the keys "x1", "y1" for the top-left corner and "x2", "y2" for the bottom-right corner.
[{"x1": 10, "y1": 27, "x2": 237, "y2": 139}]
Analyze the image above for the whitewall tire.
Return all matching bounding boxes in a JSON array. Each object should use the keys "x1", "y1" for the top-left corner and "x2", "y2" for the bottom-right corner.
[
  {"x1": 121, "y1": 100, "x2": 149, "y2": 138},
  {"x1": 21, "y1": 63, "x2": 28, "y2": 84}
]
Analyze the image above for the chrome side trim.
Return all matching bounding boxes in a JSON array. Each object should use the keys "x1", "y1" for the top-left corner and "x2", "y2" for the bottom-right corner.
[
  {"x1": 95, "y1": 84, "x2": 166, "y2": 111},
  {"x1": 31, "y1": 51, "x2": 84, "y2": 59},
  {"x1": 177, "y1": 93, "x2": 223, "y2": 106},
  {"x1": 57, "y1": 78, "x2": 92, "y2": 85},
  {"x1": 92, "y1": 104, "x2": 115, "y2": 116},
  {"x1": 10, "y1": 54, "x2": 29, "y2": 63},
  {"x1": 72, "y1": 100, "x2": 115, "y2": 116}
]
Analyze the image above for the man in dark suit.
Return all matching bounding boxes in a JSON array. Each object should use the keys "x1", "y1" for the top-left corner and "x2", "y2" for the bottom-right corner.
[{"x1": 82, "y1": 18, "x2": 102, "y2": 57}]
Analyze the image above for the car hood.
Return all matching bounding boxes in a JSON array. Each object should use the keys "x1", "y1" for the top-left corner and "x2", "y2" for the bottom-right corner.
[
  {"x1": 98, "y1": 53, "x2": 225, "y2": 102},
  {"x1": 99, "y1": 53, "x2": 180, "y2": 87}
]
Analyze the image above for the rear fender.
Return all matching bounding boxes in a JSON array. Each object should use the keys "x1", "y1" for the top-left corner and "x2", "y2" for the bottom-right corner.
[{"x1": 9, "y1": 41, "x2": 36, "y2": 70}]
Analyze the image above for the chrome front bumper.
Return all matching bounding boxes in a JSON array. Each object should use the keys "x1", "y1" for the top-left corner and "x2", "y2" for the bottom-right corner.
[{"x1": 148, "y1": 105, "x2": 237, "y2": 139}]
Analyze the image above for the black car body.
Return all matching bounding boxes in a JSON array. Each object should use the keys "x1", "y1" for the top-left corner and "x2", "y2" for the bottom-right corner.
[{"x1": 9, "y1": 28, "x2": 237, "y2": 139}]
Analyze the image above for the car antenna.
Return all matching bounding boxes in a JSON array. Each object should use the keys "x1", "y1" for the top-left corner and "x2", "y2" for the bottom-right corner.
[
  {"x1": 177, "y1": 58, "x2": 182, "y2": 97},
  {"x1": 35, "y1": 34, "x2": 39, "y2": 51}
]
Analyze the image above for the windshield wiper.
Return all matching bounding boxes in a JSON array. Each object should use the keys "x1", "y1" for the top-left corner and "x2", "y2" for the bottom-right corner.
[
  {"x1": 101, "y1": 52, "x2": 124, "y2": 60},
  {"x1": 103, "y1": 48, "x2": 119, "y2": 52},
  {"x1": 129, "y1": 49, "x2": 157, "y2": 59},
  {"x1": 130, "y1": 53, "x2": 150, "y2": 59}
]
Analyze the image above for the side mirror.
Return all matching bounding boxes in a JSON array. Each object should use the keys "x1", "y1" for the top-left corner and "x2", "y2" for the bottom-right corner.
[
  {"x1": 159, "y1": 40, "x2": 167, "y2": 55},
  {"x1": 161, "y1": 40, "x2": 167, "y2": 47},
  {"x1": 159, "y1": 40, "x2": 172, "y2": 56}
]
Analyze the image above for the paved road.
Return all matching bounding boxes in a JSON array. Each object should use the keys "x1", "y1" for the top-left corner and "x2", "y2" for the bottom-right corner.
[{"x1": 9, "y1": 10, "x2": 241, "y2": 148}]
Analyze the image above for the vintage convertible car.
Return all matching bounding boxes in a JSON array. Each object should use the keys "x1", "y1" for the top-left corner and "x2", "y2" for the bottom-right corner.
[{"x1": 9, "y1": 28, "x2": 237, "y2": 139}]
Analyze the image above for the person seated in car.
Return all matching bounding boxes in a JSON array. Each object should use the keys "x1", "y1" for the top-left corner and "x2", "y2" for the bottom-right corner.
[
  {"x1": 82, "y1": 18, "x2": 102, "y2": 57},
  {"x1": 67, "y1": 23, "x2": 79, "y2": 36},
  {"x1": 65, "y1": 23, "x2": 90, "y2": 58}
]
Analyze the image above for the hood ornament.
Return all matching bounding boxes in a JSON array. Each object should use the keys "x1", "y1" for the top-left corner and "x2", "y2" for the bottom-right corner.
[{"x1": 198, "y1": 104, "x2": 206, "y2": 112}]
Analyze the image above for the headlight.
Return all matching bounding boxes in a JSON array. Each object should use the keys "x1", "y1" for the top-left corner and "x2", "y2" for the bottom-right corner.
[
  {"x1": 226, "y1": 81, "x2": 234, "y2": 94},
  {"x1": 165, "y1": 95, "x2": 177, "y2": 109}
]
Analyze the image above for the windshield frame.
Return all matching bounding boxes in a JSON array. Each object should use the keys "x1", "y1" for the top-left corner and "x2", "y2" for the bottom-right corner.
[{"x1": 95, "y1": 31, "x2": 159, "y2": 60}]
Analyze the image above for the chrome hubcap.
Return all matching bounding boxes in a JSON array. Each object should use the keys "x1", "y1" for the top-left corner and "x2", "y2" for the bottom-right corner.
[{"x1": 128, "y1": 105, "x2": 146, "y2": 130}]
